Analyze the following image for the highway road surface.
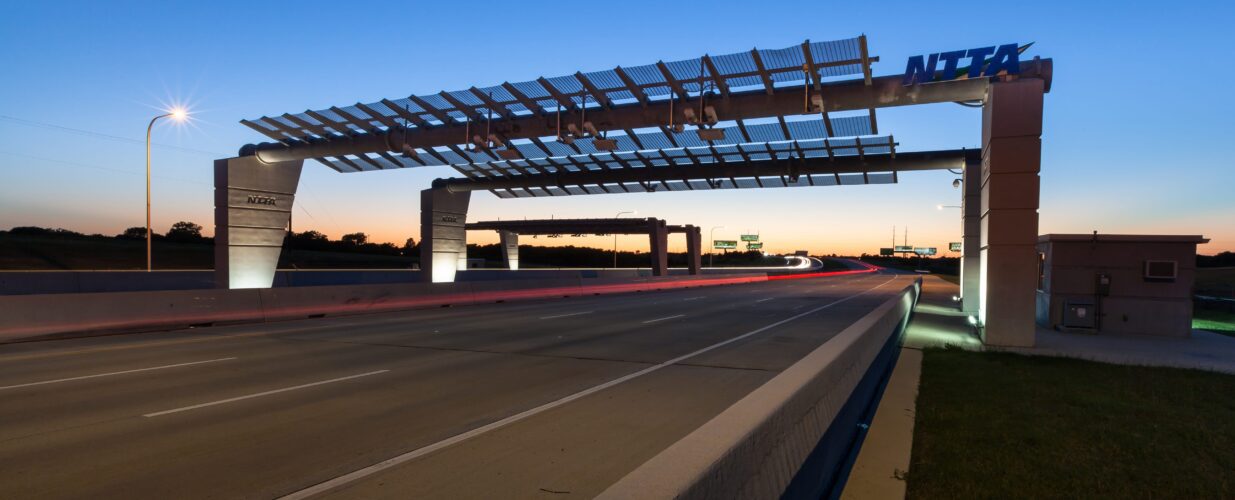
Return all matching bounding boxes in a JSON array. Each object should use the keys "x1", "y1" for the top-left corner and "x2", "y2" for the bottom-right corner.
[{"x1": 0, "y1": 269, "x2": 913, "y2": 499}]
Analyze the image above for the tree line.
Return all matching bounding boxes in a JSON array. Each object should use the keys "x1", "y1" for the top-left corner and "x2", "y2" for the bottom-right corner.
[{"x1": 2, "y1": 223, "x2": 413, "y2": 257}]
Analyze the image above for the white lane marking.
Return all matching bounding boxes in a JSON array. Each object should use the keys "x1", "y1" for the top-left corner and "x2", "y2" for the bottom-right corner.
[
  {"x1": 143, "y1": 370, "x2": 388, "y2": 418},
  {"x1": 642, "y1": 314, "x2": 686, "y2": 324},
  {"x1": 683, "y1": 296, "x2": 706, "y2": 301},
  {"x1": 538, "y1": 311, "x2": 594, "y2": 320},
  {"x1": 278, "y1": 275, "x2": 899, "y2": 500},
  {"x1": 756, "y1": 297, "x2": 774, "y2": 303},
  {"x1": 0, "y1": 357, "x2": 237, "y2": 391}
]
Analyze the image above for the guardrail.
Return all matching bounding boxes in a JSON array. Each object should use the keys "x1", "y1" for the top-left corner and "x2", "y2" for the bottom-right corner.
[{"x1": 598, "y1": 277, "x2": 921, "y2": 500}]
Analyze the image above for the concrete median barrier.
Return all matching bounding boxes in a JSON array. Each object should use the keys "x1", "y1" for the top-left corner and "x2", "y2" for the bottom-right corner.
[
  {"x1": 0, "y1": 273, "x2": 776, "y2": 343},
  {"x1": 0, "y1": 288, "x2": 266, "y2": 342},
  {"x1": 598, "y1": 278, "x2": 920, "y2": 500}
]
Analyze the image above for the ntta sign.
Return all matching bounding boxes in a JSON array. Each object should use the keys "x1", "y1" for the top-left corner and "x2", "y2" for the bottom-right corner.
[{"x1": 902, "y1": 43, "x2": 1028, "y2": 85}]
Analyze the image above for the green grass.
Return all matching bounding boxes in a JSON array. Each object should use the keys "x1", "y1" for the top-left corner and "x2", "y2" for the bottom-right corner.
[
  {"x1": 908, "y1": 348, "x2": 1235, "y2": 499},
  {"x1": 1195, "y1": 308, "x2": 1235, "y2": 336}
]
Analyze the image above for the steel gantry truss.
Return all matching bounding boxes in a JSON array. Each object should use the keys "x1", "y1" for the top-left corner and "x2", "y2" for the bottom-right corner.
[{"x1": 239, "y1": 36, "x2": 897, "y2": 194}]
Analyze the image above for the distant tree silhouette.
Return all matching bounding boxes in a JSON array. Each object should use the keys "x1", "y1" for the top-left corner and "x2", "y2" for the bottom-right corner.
[
  {"x1": 118, "y1": 227, "x2": 147, "y2": 239},
  {"x1": 165, "y1": 221, "x2": 204, "y2": 242},
  {"x1": 341, "y1": 232, "x2": 368, "y2": 245}
]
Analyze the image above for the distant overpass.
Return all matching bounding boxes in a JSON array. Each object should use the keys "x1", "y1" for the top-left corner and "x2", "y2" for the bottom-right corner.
[{"x1": 465, "y1": 218, "x2": 701, "y2": 275}]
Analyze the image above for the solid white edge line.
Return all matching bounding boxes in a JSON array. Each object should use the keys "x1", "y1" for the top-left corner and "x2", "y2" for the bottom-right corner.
[
  {"x1": 278, "y1": 275, "x2": 902, "y2": 500},
  {"x1": 683, "y1": 296, "x2": 706, "y2": 301},
  {"x1": 642, "y1": 314, "x2": 686, "y2": 324},
  {"x1": 756, "y1": 297, "x2": 774, "y2": 303},
  {"x1": 0, "y1": 357, "x2": 238, "y2": 391},
  {"x1": 143, "y1": 370, "x2": 389, "y2": 418},
  {"x1": 538, "y1": 311, "x2": 595, "y2": 320}
]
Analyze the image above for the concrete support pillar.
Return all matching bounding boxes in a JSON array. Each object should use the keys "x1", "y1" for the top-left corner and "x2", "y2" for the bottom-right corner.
[
  {"x1": 960, "y1": 156, "x2": 982, "y2": 313},
  {"x1": 685, "y1": 225, "x2": 702, "y2": 275},
  {"x1": 648, "y1": 218, "x2": 669, "y2": 276},
  {"x1": 499, "y1": 230, "x2": 519, "y2": 270},
  {"x1": 979, "y1": 79, "x2": 1044, "y2": 347},
  {"x1": 213, "y1": 156, "x2": 304, "y2": 289},
  {"x1": 420, "y1": 187, "x2": 471, "y2": 283}
]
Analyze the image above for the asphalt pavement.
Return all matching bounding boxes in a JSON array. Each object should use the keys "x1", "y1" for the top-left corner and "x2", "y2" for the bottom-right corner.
[{"x1": 0, "y1": 269, "x2": 912, "y2": 499}]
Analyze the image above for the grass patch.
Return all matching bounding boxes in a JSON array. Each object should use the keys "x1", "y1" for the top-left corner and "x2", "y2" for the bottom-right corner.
[
  {"x1": 908, "y1": 349, "x2": 1235, "y2": 498},
  {"x1": 1195, "y1": 308, "x2": 1235, "y2": 336}
]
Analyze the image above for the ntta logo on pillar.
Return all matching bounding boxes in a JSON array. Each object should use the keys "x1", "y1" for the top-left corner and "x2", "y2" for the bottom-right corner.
[
  {"x1": 246, "y1": 195, "x2": 278, "y2": 206},
  {"x1": 902, "y1": 43, "x2": 1031, "y2": 85}
]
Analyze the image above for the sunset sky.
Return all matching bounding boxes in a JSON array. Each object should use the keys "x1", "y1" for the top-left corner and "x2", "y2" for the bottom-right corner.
[{"x1": 2, "y1": 0, "x2": 1231, "y2": 256}]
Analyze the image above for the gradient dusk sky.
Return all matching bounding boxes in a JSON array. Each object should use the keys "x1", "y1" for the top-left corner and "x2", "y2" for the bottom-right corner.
[{"x1": 1, "y1": 0, "x2": 1231, "y2": 256}]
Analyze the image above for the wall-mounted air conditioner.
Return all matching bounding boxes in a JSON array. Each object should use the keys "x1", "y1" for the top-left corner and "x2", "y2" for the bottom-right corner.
[{"x1": 1143, "y1": 260, "x2": 1177, "y2": 282}]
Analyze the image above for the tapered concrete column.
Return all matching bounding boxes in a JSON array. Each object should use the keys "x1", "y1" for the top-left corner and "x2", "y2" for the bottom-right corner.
[
  {"x1": 420, "y1": 187, "x2": 471, "y2": 283},
  {"x1": 979, "y1": 78, "x2": 1044, "y2": 347},
  {"x1": 648, "y1": 218, "x2": 669, "y2": 276},
  {"x1": 960, "y1": 156, "x2": 982, "y2": 313},
  {"x1": 214, "y1": 156, "x2": 304, "y2": 289},
  {"x1": 499, "y1": 230, "x2": 519, "y2": 270},
  {"x1": 685, "y1": 225, "x2": 702, "y2": 275}
]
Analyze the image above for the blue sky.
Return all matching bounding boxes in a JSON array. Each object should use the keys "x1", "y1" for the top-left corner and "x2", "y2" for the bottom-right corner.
[{"x1": 1, "y1": 0, "x2": 1231, "y2": 254}]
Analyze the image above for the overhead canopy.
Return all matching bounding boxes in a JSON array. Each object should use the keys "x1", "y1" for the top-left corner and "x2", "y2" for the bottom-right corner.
[{"x1": 240, "y1": 36, "x2": 884, "y2": 185}]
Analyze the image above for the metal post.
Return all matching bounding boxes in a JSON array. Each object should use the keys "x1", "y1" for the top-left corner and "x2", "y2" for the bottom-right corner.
[
  {"x1": 709, "y1": 225, "x2": 725, "y2": 268},
  {"x1": 613, "y1": 210, "x2": 634, "y2": 268},
  {"x1": 145, "y1": 113, "x2": 172, "y2": 272}
]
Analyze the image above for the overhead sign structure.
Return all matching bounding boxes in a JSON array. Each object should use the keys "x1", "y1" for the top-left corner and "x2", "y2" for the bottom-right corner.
[
  {"x1": 903, "y1": 43, "x2": 1027, "y2": 85},
  {"x1": 914, "y1": 247, "x2": 937, "y2": 256},
  {"x1": 747, "y1": 242, "x2": 764, "y2": 250},
  {"x1": 880, "y1": 248, "x2": 895, "y2": 256},
  {"x1": 949, "y1": 242, "x2": 962, "y2": 252},
  {"x1": 894, "y1": 245, "x2": 914, "y2": 253},
  {"x1": 714, "y1": 240, "x2": 738, "y2": 250},
  {"x1": 740, "y1": 234, "x2": 760, "y2": 242}
]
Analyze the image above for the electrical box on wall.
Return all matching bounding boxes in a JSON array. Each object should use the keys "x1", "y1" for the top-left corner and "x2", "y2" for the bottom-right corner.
[
  {"x1": 1095, "y1": 273, "x2": 1111, "y2": 296},
  {"x1": 1063, "y1": 298, "x2": 1097, "y2": 329}
]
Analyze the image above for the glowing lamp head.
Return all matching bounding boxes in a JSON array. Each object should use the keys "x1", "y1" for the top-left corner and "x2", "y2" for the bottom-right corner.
[{"x1": 169, "y1": 108, "x2": 188, "y2": 121}]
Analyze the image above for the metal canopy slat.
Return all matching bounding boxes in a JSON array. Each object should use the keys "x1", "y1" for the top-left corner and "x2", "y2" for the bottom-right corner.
[
  {"x1": 500, "y1": 82, "x2": 544, "y2": 116},
  {"x1": 408, "y1": 95, "x2": 452, "y2": 124},
  {"x1": 613, "y1": 67, "x2": 649, "y2": 107}
]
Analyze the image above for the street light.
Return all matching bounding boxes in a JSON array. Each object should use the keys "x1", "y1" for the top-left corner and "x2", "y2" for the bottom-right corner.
[
  {"x1": 937, "y1": 204, "x2": 962, "y2": 210},
  {"x1": 613, "y1": 210, "x2": 636, "y2": 268},
  {"x1": 709, "y1": 225, "x2": 726, "y2": 268},
  {"x1": 146, "y1": 107, "x2": 188, "y2": 271}
]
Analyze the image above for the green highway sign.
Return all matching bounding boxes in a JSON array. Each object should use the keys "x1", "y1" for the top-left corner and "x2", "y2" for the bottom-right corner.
[
  {"x1": 949, "y1": 242, "x2": 962, "y2": 252},
  {"x1": 747, "y1": 242, "x2": 764, "y2": 250},
  {"x1": 740, "y1": 234, "x2": 760, "y2": 242},
  {"x1": 914, "y1": 247, "x2": 937, "y2": 256},
  {"x1": 880, "y1": 248, "x2": 894, "y2": 256},
  {"x1": 894, "y1": 245, "x2": 914, "y2": 253},
  {"x1": 713, "y1": 240, "x2": 738, "y2": 249}
]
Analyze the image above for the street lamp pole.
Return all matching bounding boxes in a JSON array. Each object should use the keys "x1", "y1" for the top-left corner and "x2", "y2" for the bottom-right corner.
[
  {"x1": 146, "y1": 109, "x2": 187, "y2": 272},
  {"x1": 613, "y1": 210, "x2": 635, "y2": 268},
  {"x1": 708, "y1": 225, "x2": 725, "y2": 268}
]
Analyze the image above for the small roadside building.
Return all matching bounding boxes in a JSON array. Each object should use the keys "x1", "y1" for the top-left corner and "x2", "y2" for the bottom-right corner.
[{"x1": 1035, "y1": 234, "x2": 1209, "y2": 337}]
